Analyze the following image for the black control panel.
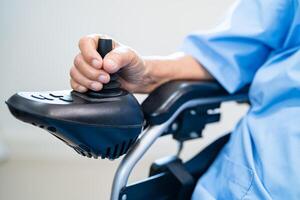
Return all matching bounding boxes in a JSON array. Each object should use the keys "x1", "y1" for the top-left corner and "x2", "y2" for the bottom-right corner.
[{"x1": 6, "y1": 39, "x2": 144, "y2": 159}]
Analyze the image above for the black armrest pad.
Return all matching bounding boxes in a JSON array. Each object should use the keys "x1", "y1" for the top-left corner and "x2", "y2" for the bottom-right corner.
[{"x1": 142, "y1": 81, "x2": 249, "y2": 125}]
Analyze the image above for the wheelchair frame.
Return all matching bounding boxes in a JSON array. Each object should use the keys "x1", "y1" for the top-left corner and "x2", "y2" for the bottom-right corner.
[{"x1": 110, "y1": 82, "x2": 249, "y2": 200}]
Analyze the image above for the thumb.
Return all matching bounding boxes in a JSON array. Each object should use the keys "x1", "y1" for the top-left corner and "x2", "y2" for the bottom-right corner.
[{"x1": 102, "y1": 46, "x2": 137, "y2": 74}]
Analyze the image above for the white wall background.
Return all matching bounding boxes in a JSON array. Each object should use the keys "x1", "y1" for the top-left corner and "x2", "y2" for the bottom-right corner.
[{"x1": 0, "y1": 0, "x2": 247, "y2": 200}]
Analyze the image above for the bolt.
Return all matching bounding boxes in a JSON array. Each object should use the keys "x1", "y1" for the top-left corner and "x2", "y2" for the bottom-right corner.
[
  {"x1": 171, "y1": 122, "x2": 178, "y2": 131},
  {"x1": 121, "y1": 194, "x2": 127, "y2": 200},
  {"x1": 189, "y1": 132, "x2": 198, "y2": 138},
  {"x1": 190, "y1": 110, "x2": 196, "y2": 115}
]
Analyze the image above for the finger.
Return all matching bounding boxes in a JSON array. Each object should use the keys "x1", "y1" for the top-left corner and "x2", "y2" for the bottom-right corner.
[
  {"x1": 102, "y1": 46, "x2": 136, "y2": 73},
  {"x1": 70, "y1": 79, "x2": 88, "y2": 93},
  {"x1": 78, "y1": 35, "x2": 102, "y2": 69},
  {"x1": 70, "y1": 66, "x2": 103, "y2": 91},
  {"x1": 74, "y1": 54, "x2": 110, "y2": 83}
]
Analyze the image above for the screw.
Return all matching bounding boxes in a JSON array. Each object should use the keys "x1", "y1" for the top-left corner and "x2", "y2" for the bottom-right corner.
[
  {"x1": 171, "y1": 122, "x2": 178, "y2": 131},
  {"x1": 189, "y1": 132, "x2": 198, "y2": 138},
  {"x1": 190, "y1": 110, "x2": 196, "y2": 115},
  {"x1": 121, "y1": 194, "x2": 127, "y2": 200}
]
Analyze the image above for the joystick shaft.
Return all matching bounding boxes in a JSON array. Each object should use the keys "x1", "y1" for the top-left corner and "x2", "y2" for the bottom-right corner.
[{"x1": 87, "y1": 39, "x2": 123, "y2": 98}]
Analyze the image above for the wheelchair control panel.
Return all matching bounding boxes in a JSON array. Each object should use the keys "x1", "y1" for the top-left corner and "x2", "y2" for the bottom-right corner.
[{"x1": 6, "y1": 39, "x2": 144, "y2": 160}]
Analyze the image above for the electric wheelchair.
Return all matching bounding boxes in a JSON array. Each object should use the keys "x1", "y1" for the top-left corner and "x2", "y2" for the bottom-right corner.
[{"x1": 6, "y1": 39, "x2": 249, "y2": 200}]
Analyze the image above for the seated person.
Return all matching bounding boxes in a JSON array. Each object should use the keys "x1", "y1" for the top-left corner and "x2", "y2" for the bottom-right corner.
[{"x1": 69, "y1": 0, "x2": 300, "y2": 199}]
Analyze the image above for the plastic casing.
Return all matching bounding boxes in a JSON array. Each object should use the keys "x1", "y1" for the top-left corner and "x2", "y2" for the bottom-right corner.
[{"x1": 6, "y1": 90, "x2": 144, "y2": 159}]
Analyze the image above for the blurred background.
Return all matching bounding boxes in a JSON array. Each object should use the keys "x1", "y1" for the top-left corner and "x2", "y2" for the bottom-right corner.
[{"x1": 0, "y1": 0, "x2": 248, "y2": 199}]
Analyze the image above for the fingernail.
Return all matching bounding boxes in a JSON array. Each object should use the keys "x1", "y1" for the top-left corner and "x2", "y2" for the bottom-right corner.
[
  {"x1": 77, "y1": 85, "x2": 87, "y2": 92},
  {"x1": 106, "y1": 59, "x2": 117, "y2": 71},
  {"x1": 92, "y1": 59, "x2": 101, "y2": 68},
  {"x1": 98, "y1": 75, "x2": 108, "y2": 83},
  {"x1": 90, "y1": 82, "x2": 102, "y2": 91}
]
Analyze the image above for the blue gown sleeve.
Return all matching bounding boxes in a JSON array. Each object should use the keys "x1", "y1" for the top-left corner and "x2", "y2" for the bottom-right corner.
[{"x1": 181, "y1": 0, "x2": 293, "y2": 93}]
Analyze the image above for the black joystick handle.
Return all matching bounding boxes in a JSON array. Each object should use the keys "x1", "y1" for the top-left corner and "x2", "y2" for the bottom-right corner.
[
  {"x1": 97, "y1": 38, "x2": 113, "y2": 59},
  {"x1": 86, "y1": 39, "x2": 123, "y2": 98}
]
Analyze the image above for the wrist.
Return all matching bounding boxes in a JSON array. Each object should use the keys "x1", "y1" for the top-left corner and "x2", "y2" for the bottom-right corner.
[
  {"x1": 143, "y1": 57, "x2": 173, "y2": 88},
  {"x1": 140, "y1": 52, "x2": 213, "y2": 93}
]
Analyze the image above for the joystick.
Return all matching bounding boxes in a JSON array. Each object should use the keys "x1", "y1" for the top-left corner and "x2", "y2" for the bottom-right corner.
[
  {"x1": 6, "y1": 39, "x2": 144, "y2": 159},
  {"x1": 86, "y1": 39, "x2": 123, "y2": 98}
]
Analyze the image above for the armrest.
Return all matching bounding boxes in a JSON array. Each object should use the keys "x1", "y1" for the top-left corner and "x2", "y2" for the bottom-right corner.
[
  {"x1": 111, "y1": 81, "x2": 249, "y2": 197},
  {"x1": 142, "y1": 81, "x2": 249, "y2": 125}
]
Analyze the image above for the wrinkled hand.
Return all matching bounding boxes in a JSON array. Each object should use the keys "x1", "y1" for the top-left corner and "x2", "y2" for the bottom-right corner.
[{"x1": 70, "y1": 34, "x2": 152, "y2": 93}]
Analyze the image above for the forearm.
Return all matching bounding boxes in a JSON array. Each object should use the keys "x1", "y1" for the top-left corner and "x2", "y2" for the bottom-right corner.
[{"x1": 143, "y1": 52, "x2": 213, "y2": 92}]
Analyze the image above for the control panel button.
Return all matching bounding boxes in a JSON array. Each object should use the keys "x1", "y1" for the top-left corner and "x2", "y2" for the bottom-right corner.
[
  {"x1": 39, "y1": 95, "x2": 54, "y2": 101},
  {"x1": 49, "y1": 93, "x2": 64, "y2": 98},
  {"x1": 31, "y1": 95, "x2": 45, "y2": 100},
  {"x1": 59, "y1": 95, "x2": 73, "y2": 102}
]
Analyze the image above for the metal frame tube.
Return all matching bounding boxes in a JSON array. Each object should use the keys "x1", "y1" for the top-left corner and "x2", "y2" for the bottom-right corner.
[
  {"x1": 110, "y1": 124, "x2": 168, "y2": 200},
  {"x1": 110, "y1": 94, "x2": 247, "y2": 200}
]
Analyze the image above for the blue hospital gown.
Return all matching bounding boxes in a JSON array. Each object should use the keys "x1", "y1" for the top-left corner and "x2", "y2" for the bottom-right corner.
[{"x1": 181, "y1": 0, "x2": 300, "y2": 199}]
